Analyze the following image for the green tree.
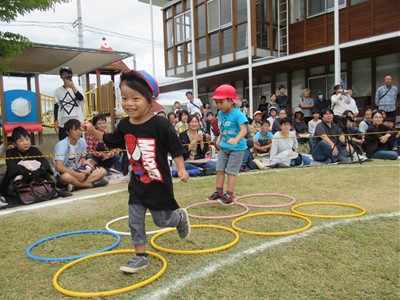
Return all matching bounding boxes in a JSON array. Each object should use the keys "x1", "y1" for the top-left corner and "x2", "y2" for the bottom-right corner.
[{"x1": 0, "y1": 0, "x2": 70, "y2": 62}]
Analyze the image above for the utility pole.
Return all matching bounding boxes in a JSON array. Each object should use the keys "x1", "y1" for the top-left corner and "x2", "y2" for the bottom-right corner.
[{"x1": 76, "y1": 0, "x2": 84, "y2": 48}]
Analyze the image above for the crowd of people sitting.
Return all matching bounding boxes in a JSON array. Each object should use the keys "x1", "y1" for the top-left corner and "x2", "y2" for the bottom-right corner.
[{"x1": 0, "y1": 77, "x2": 398, "y2": 209}]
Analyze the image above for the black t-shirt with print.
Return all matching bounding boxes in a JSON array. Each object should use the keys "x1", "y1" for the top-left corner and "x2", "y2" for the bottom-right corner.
[{"x1": 103, "y1": 116, "x2": 185, "y2": 210}]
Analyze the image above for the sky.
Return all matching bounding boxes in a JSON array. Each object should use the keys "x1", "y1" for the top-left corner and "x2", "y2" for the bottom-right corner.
[{"x1": 0, "y1": 0, "x2": 174, "y2": 95}]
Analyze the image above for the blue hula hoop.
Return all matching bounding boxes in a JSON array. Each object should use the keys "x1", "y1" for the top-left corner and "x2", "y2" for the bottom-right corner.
[{"x1": 26, "y1": 230, "x2": 121, "y2": 262}]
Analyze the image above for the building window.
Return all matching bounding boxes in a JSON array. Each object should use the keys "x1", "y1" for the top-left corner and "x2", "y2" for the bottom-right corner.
[
  {"x1": 167, "y1": 49, "x2": 174, "y2": 69},
  {"x1": 167, "y1": 19, "x2": 173, "y2": 47},
  {"x1": 198, "y1": 37, "x2": 207, "y2": 61},
  {"x1": 290, "y1": 0, "x2": 304, "y2": 23},
  {"x1": 207, "y1": 0, "x2": 232, "y2": 33},
  {"x1": 175, "y1": 11, "x2": 191, "y2": 44},
  {"x1": 236, "y1": 23, "x2": 247, "y2": 51},
  {"x1": 177, "y1": 45, "x2": 184, "y2": 66},
  {"x1": 197, "y1": 3, "x2": 206, "y2": 37},
  {"x1": 236, "y1": 0, "x2": 247, "y2": 23},
  {"x1": 307, "y1": 0, "x2": 345, "y2": 18},
  {"x1": 350, "y1": 0, "x2": 368, "y2": 5},
  {"x1": 210, "y1": 32, "x2": 219, "y2": 58},
  {"x1": 222, "y1": 28, "x2": 233, "y2": 54},
  {"x1": 187, "y1": 42, "x2": 193, "y2": 64},
  {"x1": 256, "y1": 22, "x2": 268, "y2": 49}
]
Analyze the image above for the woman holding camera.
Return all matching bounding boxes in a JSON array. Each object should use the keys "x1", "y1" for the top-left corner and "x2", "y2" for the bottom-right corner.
[
  {"x1": 178, "y1": 114, "x2": 216, "y2": 173},
  {"x1": 331, "y1": 84, "x2": 351, "y2": 124},
  {"x1": 54, "y1": 66, "x2": 85, "y2": 140}
]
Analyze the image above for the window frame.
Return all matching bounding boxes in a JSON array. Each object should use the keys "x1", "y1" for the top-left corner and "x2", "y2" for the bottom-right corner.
[{"x1": 307, "y1": 0, "x2": 346, "y2": 19}]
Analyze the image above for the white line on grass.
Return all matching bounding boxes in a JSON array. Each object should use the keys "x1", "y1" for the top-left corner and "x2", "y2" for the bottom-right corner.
[
  {"x1": 0, "y1": 188, "x2": 126, "y2": 217},
  {"x1": 138, "y1": 212, "x2": 400, "y2": 300}
]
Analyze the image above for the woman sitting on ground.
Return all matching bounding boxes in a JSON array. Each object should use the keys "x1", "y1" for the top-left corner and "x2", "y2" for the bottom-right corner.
[
  {"x1": 175, "y1": 109, "x2": 189, "y2": 135},
  {"x1": 178, "y1": 115, "x2": 217, "y2": 173},
  {"x1": 86, "y1": 114, "x2": 122, "y2": 174},
  {"x1": 0, "y1": 127, "x2": 55, "y2": 202},
  {"x1": 364, "y1": 111, "x2": 398, "y2": 160},
  {"x1": 269, "y1": 118, "x2": 311, "y2": 167}
]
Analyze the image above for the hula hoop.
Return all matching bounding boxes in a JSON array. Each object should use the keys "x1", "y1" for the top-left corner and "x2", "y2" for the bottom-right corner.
[
  {"x1": 26, "y1": 230, "x2": 120, "y2": 262},
  {"x1": 150, "y1": 224, "x2": 239, "y2": 254},
  {"x1": 53, "y1": 250, "x2": 167, "y2": 298},
  {"x1": 235, "y1": 193, "x2": 296, "y2": 208},
  {"x1": 105, "y1": 213, "x2": 172, "y2": 236},
  {"x1": 232, "y1": 212, "x2": 312, "y2": 236},
  {"x1": 186, "y1": 201, "x2": 249, "y2": 220},
  {"x1": 291, "y1": 201, "x2": 367, "y2": 219}
]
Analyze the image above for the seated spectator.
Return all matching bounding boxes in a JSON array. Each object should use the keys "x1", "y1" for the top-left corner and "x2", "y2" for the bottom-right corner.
[
  {"x1": 156, "y1": 111, "x2": 167, "y2": 118},
  {"x1": 167, "y1": 112, "x2": 177, "y2": 126},
  {"x1": 178, "y1": 115, "x2": 217, "y2": 173},
  {"x1": 340, "y1": 115, "x2": 364, "y2": 154},
  {"x1": 249, "y1": 111, "x2": 263, "y2": 136},
  {"x1": 54, "y1": 119, "x2": 108, "y2": 192},
  {"x1": 202, "y1": 102, "x2": 212, "y2": 123},
  {"x1": 364, "y1": 111, "x2": 398, "y2": 160},
  {"x1": 241, "y1": 126, "x2": 259, "y2": 172},
  {"x1": 269, "y1": 118, "x2": 311, "y2": 167},
  {"x1": 253, "y1": 120, "x2": 273, "y2": 155},
  {"x1": 267, "y1": 106, "x2": 278, "y2": 127},
  {"x1": 0, "y1": 127, "x2": 55, "y2": 205},
  {"x1": 311, "y1": 108, "x2": 352, "y2": 163},
  {"x1": 384, "y1": 116, "x2": 400, "y2": 151},
  {"x1": 86, "y1": 114, "x2": 122, "y2": 174},
  {"x1": 204, "y1": 111, "x2": 216, "y2": 140},
  {"x1": 193, "y1": 112, "x2": 205, "y2": 130},
  {"x1": 267, "y1": 94, "x2": 280, "y2": 114},
  {"x1": 272, "y1": 108, "x2": 289, "y2": 134},
  {"x1": 358, "y1": 109, "x2": 373, "y2": 134},
  {"x1": 172, "y1": 101, "x2": 181, "y2": 114},
  {"x1": 292, "y1": 107, "x2": 311, "y2": 149},
  {"x1": 175, "y1": 109, "x2": 189, "y2": 135},
  {"x1": 308, "y1": 110, "x2": 322, "y2": 150}
]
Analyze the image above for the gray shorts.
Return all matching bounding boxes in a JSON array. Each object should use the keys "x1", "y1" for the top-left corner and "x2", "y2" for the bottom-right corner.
[
  {"x1": 216, "y1": 149, "x2": 245, "y2": 175},
  {"x1": 128, "y1": 203, "x2": 181, "y2": 246}
]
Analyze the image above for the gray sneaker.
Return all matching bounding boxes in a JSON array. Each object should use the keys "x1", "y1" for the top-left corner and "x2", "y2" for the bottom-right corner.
[
  {"x1": 119, "y1": 255, "x2": 148, "y2": 273},
  {"x1": 176, "y1": 208, "x2": 191, "y2": 239}
]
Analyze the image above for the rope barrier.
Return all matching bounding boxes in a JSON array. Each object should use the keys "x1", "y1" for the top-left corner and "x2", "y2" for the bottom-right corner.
[{"x1": 0, "y1": 130, "x2": 398, "y2": 161}]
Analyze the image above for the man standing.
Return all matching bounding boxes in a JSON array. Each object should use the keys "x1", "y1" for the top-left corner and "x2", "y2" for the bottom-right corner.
[
  {"x1": 375, "y1": 75, "x2": 398, "y2": 119},
  {"x1": 186, "y1": 91, "x2": 203, "y2": 116},
  {"x1": 311, "y1": 108, "x2": 352, "y2": 163},
  {"x1": 54, "y1": 119, "x2": 108, "y2": 192},
  {"x1": 345, "y1": 88, "x2": 359, "y2": 117},
  {"x1": 54, "y1": 66, "x2": 85, "y2": 140},
  {"x1": 276, "y1": 85, "x2": 290, "y2": 109},
  {"x1": 299, "y1": 88, "x2": 314, "y2": 124}
]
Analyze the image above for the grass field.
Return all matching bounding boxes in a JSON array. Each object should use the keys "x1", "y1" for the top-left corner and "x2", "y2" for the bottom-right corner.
[{"x1": 1, "y1": 160, "x2": 399, "y2": 299}]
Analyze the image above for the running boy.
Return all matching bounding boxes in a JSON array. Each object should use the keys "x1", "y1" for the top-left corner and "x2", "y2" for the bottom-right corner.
[
  {"x1": 207, "y1": 84, "x2": 248, "y2": 205},
  {"x1": 82, "y1": 70, "x2": 190, "y2": 273}
]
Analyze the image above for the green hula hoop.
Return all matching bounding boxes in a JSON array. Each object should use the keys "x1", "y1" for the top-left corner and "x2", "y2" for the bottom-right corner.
[
  {"x1": 150, "y1": 224, "x2": 240, "y2": 254},
  {"x1": 53, "y1": 250, "x2": 167, "y2": 298},
  {"x1": 232, "y1": 212, "x2": 312, "y2": 236},
  {"x1": 291, "y1": 201, "x2": 367, "y2": 219}
]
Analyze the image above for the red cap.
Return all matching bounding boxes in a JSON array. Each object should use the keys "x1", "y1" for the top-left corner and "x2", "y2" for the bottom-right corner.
[{"x1": 211, "y1": 84, "x2": 241, "y2": 106}]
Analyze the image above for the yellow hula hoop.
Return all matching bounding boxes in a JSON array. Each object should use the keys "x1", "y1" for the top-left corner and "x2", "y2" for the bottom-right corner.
[
  {"x1": 291, "y1": 201, "x2": 367, "y2": 219},
  {"x1": 53, "y1": 250, "x2": 167, "y2": 298},
  {"x1": 150, "y1": 224, "x2": 240, "y2": 255},
  {"x1": 232, "y1": 212, "x2": 312, "y2": 236}
]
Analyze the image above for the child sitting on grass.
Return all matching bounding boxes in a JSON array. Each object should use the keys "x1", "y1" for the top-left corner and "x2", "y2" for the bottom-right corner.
[{"x1": 83, "y1": 70, "x2": 190, "y2": 273}]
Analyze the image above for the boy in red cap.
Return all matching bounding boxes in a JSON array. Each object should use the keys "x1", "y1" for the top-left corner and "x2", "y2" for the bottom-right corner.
[
  {"x1": 83, "y1": 70, "x2": 190, "y2": 273},
  {"x1": 207, "y1": 84, "x2": 248, "y2": 205}
]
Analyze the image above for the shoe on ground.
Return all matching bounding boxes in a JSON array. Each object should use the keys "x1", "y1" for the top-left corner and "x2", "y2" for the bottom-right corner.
[
  {"x1": 218, "y1": 193, "x2": 235, "y2": 205},
  {"x1": 92, "y1": 178, "x2": 109, "y2": 188},
  {"x1": 207, "y1": 191, "x2": 223, "y2": 201},
  {"x1": 0, "y1": 196, "x2": 8, "y2": 209},
  {"x1": 176, "y1": 208, "x2": 191, "y2": 239},
  {"x1": 338, "y1": 156, "x2": 352, "y2": 164},
  {"x1": 56, "y1": 188, "x2": 73, "y2": 198},
  {"x1": 66, "y1": 184, "x2": 75, "y2": 192},
  {"x1": 119, "y1": 255, "x2": 148, "y2": 273}
]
